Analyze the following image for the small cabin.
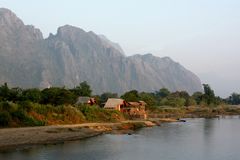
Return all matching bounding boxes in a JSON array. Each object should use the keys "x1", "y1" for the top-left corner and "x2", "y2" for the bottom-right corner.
[
  {"x1": 128, "y1": 101, "x2": 147, "y2": 119},
  {"x1": 75, "y1": 96, "x2": 96, "y2": 106},
  {"x1": 104, "y1": 98, "x2": 147, "y2": 119},
  {"x1": 104, "y1": 98, "x2": 128, "y2": 111}
]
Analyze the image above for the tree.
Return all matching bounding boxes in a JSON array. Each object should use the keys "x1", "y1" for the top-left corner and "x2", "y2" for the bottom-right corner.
[
  {"x1": 192, "y1": 92, "x2": 203, "y2": 105},
  {"x1": 72, "y1": 81, "x2": 92, "y2": 97},
  {"x1": 22, "y1": 88, "x2": 42, "y2": 103},
  {"x1": 0, "y1": 111, "x2": 11, "y2": 126},
  {"x1": 0, "y1": 83, "x2": 10, "y2": 101},
  {"x1": 227, "y1": 93, "x2": 240, "y2": 105},
  {"x1": 202, "y1": 84, "x2": 216, "y2": 105},
  {"x1": 160, "y1": 97, "x2": 186, "y2": 107},
  {"x1": 41, "y1": 87, "x2": 76, "y2": 105},
  {"x1": 185, "y1": 97, "x2": 197, "y2": 106},
  {"x1": 178, "y1": 91, "x2": 190, "y2": 99},
  {"x1": 139, "y1": 92, "x2": 157, "y2": 107},
  {"x1": 9, "y1": 87, "x2": 23, "y2": 102},
  {"x1": 99, "y1": 92, "x2": 118, "y2": 104},
  {"x1": 0, "y1": 83, "x2": 23, "y2": 102},
  {"x1": 177, "y1": 91, "x2": 192, "y2": 106},
  {"x1": 121, "y1": 90, "x2": 140, "y2": 102},
  {"x1": 155, "y1": 88, "x2": 170, "y2": 98}
]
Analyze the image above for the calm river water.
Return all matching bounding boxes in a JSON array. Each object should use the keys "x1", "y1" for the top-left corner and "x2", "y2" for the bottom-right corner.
[{"x1": 1, "y1": 117, "x2": 240, "y2": 160}]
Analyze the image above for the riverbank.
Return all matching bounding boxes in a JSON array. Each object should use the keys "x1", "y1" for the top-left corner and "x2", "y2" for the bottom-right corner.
[
  {"x1": 1, "y1": 105, "x2": 240, "y2": 152},
  {"x1": 148, "y1": 106, "x2": 240, "y2": 119},
  {"x1": 0, "y1": 119, "x2": 176, "y2": 152},
  {"x1": 2, "y1": 117, "x2": 239, "y2": 160}
]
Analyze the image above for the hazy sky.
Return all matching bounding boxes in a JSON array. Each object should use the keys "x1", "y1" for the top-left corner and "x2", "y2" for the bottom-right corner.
[{"x1": 1, "y1": 0, "x2": 240, "y2": 97}]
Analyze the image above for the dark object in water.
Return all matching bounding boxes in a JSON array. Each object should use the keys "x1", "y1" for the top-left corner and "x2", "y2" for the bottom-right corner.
[
  {"x1": 179, "y1": 119, "x2": 186, "y2": 122},
  {"x1": 177, "y1": 118, "x2": 186, "y2": 122},
  {"x1": 128, "y1": 133, "x2": 132, "y2": 135}
]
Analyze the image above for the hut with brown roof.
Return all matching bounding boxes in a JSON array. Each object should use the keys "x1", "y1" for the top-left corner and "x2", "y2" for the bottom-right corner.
[
  {"x1": 104, "y1": 98, "x2": 147, "y2": 119},
  {"x1": 128, "y1": 101, "x2": 147, "y2": 119},
  {"x1": 104, "y1": 98, "x2": 129, "y2": 111}
]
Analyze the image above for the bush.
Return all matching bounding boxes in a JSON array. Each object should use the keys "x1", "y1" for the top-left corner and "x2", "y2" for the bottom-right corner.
[
  {"x1": 0, "y1": 111, "x2": 11, "y2": 126},
  {"x1": 62, "y1": 106, "x2": 85, "y2": 123},
  {"x1": 23, "y1": 116, "x2": 45, "y2": 126},
  {"x1": 33, "y1": 104, "x2": 54, "y2": 115},
  {"x1": 41, "y1": 88, "x2": 76, "y2": 105},
  {"x1": 11, "y1": 109, "x2": 45, "y2": 126},
  {"x1": 17, "y1": 101, "x2": 33, "y2": 112},
  {"x1": 0, "y1": 101, "x2": 13, "y2": 112},
  {"x1": 160, "y1": 97, "x2": 186, "y2": 107},
  {"x1": 78, "y1": 105, "x2": 124, "y2": 122},
  {"x1": 22, "y1": 88, "x2": 41, "y2": 103}
]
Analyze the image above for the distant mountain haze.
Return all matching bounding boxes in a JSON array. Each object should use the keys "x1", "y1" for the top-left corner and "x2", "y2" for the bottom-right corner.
[{"x1": 0, "y1": 8, "x2": 202, "y2": 94}]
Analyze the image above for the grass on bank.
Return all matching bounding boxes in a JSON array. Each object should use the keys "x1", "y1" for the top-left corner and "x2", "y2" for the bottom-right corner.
[
  {"x1": 148, "y1": 105, "x2": 240, "y2": 118},
  {"x1": 1, "y1": 100, "x2": 240, "y2": 128},
  {"x1": 0, "y1": 101, "x2": 125, "y2": 128}
]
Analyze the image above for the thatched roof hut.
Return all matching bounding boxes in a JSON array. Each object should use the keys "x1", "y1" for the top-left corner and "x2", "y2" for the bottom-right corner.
[
  {"x1": 104, "y1": 98, "x2": 128, "y2": 111},
  {"x1": 129, "y1": 101, "x2": 146, "y2": 109},
  {"x1": 128, "y1": 101, "x2": 147, "y2": 119}
]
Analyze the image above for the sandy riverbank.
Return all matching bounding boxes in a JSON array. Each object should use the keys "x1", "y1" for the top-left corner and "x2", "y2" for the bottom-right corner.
[{"x1": 0, "y1": 119, "x2": 178, "y2": 152}]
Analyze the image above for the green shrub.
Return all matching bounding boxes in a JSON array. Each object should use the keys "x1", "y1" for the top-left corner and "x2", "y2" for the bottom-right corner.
[
  {"x1": 34, "y1": 104, "x2": 52, "y2": 115},
  {"x1": 41, "y1": 88, "x2": 76, "y2": 105},
  {"x1": 0, "y1": 111, "x2": 11, "y2": 126},
  {"x1": 78, "y1": 105, "x2": 123, "y2": 122},
  {"x1": 62, "y1": 106, "x2": 85, "y2": 122},
  {"x1": 17, "y1": 101, "x2": 33, "y2": 112},
  {"x1": 11, "y1": 109, "x2": 44, "y2": 126},
  {"x1": 0, "y1": 101, "x2": 12, "y2": 112},
  {"x1": 11, "y1": 109, "x2": 27, "y2": 120},
  {"x1": 22, "y1": 116, "x2": 45, "y2": 126}
]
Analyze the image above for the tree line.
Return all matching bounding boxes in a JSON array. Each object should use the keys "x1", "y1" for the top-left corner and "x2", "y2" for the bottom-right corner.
[
  {"x1": 120, "y1": 84, "x2": 223, "y2": 108},
  {"x1": 0, "y1": 82, "x2": 240, "y2": 107}
]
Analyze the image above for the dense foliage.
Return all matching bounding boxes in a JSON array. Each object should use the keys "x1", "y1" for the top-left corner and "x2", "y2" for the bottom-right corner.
[
  {"x1": 71, "y1": 81, "x2": 92, "y2": 97},
  {"x1": 1, "y1": 82, "x2": 239, "y2": 108},
  {"x1": 0, "y1": 82, "x2": 127, "y2": 127},
  {"x1": 120, "y1": 85, "x2": 234, "y2": 108},
  {"x1": 0, "y1": 82, "x2": 240, "y2": 127},
  {"x1": 0, "y1": 82, "x2": 93, "y2": 106},
  {"x1": 226, "y1": 93, "x2": 240, "y2": 105}
]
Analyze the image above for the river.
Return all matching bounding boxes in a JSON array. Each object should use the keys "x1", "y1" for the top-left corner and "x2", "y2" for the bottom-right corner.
[{"x1": 1, "y1": 116, "x2": 240, "y2": 160}]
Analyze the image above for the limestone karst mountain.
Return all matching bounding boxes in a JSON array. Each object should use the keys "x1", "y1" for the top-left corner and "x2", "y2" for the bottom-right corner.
[{"x1": 0, "y1": 8, "x2": 202, "y2": 94}]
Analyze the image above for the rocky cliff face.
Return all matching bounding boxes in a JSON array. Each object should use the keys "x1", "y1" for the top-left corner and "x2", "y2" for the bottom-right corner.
[
  {"x1": 0, "y1": 8, "x2": 202, "y2": 94},
  {"x1": 0, "y1": 8, "x2": 44, "y2": 88}
]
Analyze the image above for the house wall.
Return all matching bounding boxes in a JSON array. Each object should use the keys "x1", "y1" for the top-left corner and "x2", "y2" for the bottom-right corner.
[{"x1": 116, "y1": 105, "x2": 121, "y2": 111}]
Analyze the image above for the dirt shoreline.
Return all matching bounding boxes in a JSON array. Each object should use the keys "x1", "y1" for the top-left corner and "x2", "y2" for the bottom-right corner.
[{"x1": 0, "y1": 119, "x2": 178, "y2": 152}]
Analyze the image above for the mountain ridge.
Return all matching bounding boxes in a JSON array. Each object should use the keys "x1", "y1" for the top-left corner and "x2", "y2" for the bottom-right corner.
[{"x1": 0, "y1": 8, "x2": 202, "y2": 94}]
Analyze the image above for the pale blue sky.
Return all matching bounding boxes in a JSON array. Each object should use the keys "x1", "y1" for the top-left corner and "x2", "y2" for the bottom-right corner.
[{"x1": 1, "y1": 0, "x2": 240, "y2": 97}]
